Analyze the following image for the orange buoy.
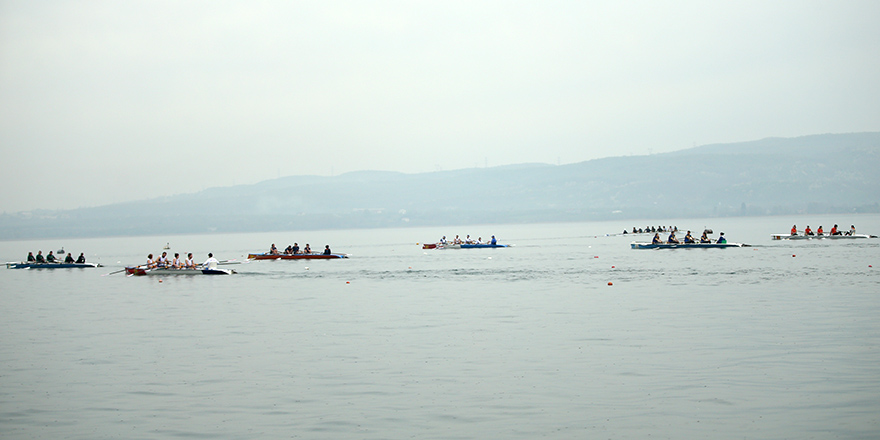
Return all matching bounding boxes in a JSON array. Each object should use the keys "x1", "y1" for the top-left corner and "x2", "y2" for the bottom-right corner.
[
  {"x1": 607, "y1": 282, "x2": 613, "y2": 286},
  {"x1": 611, "y1": 265, "x2": 615, "y2": 268}
]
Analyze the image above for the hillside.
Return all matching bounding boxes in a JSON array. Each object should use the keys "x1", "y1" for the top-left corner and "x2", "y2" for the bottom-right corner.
[{"x1": 2, "y1": 132, "x2": 878, "y2": 239}]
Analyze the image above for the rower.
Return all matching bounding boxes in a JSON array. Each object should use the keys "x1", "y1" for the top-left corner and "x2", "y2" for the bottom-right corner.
[
  {"x1": 700, "y1": 231, "x2": 711, "y2": 243},
  {"x1": 849, "y1": 225, "x2": 856, "y2": 236},
  {"x1": 490, "y1": 235, "x2": 497, "y2": 245},
  {"x1": 146, "y1": 254, "x2": 156, "y2": 269},
  {"x1": 667, "y1": 232, "x2": 679, "y2": 244},
  {"x1": 831, "y1": 224, "x2": 840, "y2": 235},
  {"x1": 27, "y1": 252, "x2": 36, "y2": 262},
  {"x1": 439, "y1": 236, "x2": 448, "y2": 245},
  {"x1": 817, "y1": 225, "x2": 824, "y2": 236},
  {"x1": 64, "y1": 253, "x2": 75, "y2": 263},
  {"x1": 35, "y1": 251, "x2": 46, "y2": 263},
  {"x1": 323, "y1": 245, "x2": 332, "y2": 255},
  {"x1": 157, "y1": 251, "x2": 169, "y2": 267},
  {"x1": 292, "y1": 243, "x2": 300, "y2": 254},
  {"x1": 270, "y1": 243, "x2": 279, "y2": 255},
  {"x1": 184, "y1": 253, "x2": 195, "y2": 269},
  {"x1": 652, "y1": 233, "x2": 662, "y2": 244},
  {"x1": 684, "y1": 231, "x2": 695, "y2": 244},
  {"x1": 46, "y1": 251, "x2": 57, "y2": 263},
  {"x1": 791, "y1": 225, "x2": 798, "y2": 236},
  {"x1": 203, "y1": 252, "x2": 219, "y2": 269},
  {"x1": 716, "y1": 232, "x2": 727, "y2": 244},
  {"x1": 304, "y1": 244, "x2": 312, "y2": 254},
  {"x1": 76, "y1": 253, "x2": 86, "y2": 264},
  {"x1": 171, "y1": 253, "x2": 182, "y2": 268},
  {"x1": 804, "y1": 226, "x2": 813, "y2": 236}
]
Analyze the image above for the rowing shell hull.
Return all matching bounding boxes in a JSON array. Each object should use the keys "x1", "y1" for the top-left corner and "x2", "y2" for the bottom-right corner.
[
  {"x1": 771, "y1": 234, "x2": 876, "y2": 240},
  {"x1": 631, "y1": 242, "x2": 745, "y2": 249},
  {"x1": 247, "y1": 253, "x2": 348, "y2": 260},
  {"x1": 125, "y1": 267, "x2": 236, "y2": 276},
  {"x1": 6, "y1": 262, "x2": 101, "y2": 269},
  {"x1": 460, "y1": 244, "x2": 508, "y2": 248}
]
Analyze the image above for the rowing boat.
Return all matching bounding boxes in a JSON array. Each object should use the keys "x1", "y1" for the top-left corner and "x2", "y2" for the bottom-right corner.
[
  {"x1": 422, "y1": 243, "x2": 507, "y2": 249},
  {"x1": 631, "y1": 242, "x2": 746, "y2": 249},
  {"x1": 770, "y1": 234, "x2": 876, "y2": 240},
  {"x1": 6, "y1": 262, "x2": 101, "y2": 269},
  {"x1": 247, "y1": 253, "x2": 348, "y2": 260},
  {"x1": 124, "y1": 267, "x2": 236, "y2": 276}
]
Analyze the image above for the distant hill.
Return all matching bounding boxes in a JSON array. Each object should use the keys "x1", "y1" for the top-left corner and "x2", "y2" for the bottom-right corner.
[{"x1": 2, "y1": 132, "x2": 878, "y2": 239}]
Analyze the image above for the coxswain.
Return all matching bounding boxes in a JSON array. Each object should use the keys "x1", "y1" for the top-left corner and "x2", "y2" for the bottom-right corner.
[
  {"x1": 323, "y1": 245, "x2": 332, "y2": 255},
  {"x1": 171, "y1": 253, "x2": 182, "y2": 268},
  {"x1": 184, "y1": 253, "x2": 196, "y2": 269},
  {"x1": 700, "y1": 232, "x2": 711, "y2": 243},
  {"x1": 804, "y1": 226, "x2": 813, "y2": 236},
  {"x1": 203, "y1": 252, "x2": 219, "y2": 269},
  {"x1": 46, "y1": 251, "x2": 57, "y2": 263},
  {"x1": 817, "y1": 226, "x2": 824, "y2": 236},
  {"x1": 684, "y1": 231, "x2": 695, "y2": 244},
  {"x1": 76, "y1": 253, "x2": 86, "y2": 263},
  {"x1": 716, "y1": 232, "x2": 727, "y2": 244},
  {"x1": 652, "y1": 233, "x2": 662, "y2": 244},
  {"x1": 831, "y1": 224, "x2": 840, "y2": 235},
  {"x1": 304, "y1": 244, "x2": 311, "y2": 254},
  {"x1": 791, "y1": 225, "x2": 798, "y2": 236},
  {"x1": 35, "y1": 251, "x2": 46, "y2": 263},
  {"x1": 667, "y1": 232, "x2": 679, "y2": 244},
  {"x1": 64, "y1": 253, "x2": 75, "y2": 263},
  {"x1": 27, "y1": 252, "x2": 36, "y2": 262},
  {"x1": 490, "y1": 235, "x2": 497, "y2": 245}
]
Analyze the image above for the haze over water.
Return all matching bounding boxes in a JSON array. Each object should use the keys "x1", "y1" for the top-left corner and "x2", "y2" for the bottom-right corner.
[{"x1": 1, "y1": 214, "x2": 878, "y2": 439}]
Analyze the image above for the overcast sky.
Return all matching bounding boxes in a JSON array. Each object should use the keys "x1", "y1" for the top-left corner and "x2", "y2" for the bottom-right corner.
[{"x1": 1, "y1": 1, "x2": 878, "y2": 213}]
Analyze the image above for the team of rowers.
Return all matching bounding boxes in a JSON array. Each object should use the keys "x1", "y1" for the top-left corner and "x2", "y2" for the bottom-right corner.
[
  {"x1": 790, "y1": 224, "x2": 856, "y2": 236},
  {"x1": 438, "y1": 235, "x2": 497, "y2": 245},
  {"x1": 625, "y1": 226, "x2": 679, "y2": 234},
  {"x1": 26, "y1": 250, "x2": 86, "y2": 264},
  {"x1": 652, "y1": 230, "x2": 727, "y2": 244},
  {"x1": 268, "y1": 243, "x2": 333, "y2": 255},
  {"x1": 141, "y1": 251, "x2": 219, "y2": 269}
]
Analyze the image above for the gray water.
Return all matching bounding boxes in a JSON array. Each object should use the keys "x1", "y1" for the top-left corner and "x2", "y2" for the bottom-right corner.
[{"x1": 2, "y1": 215, "x2": 878, "y2": 439}]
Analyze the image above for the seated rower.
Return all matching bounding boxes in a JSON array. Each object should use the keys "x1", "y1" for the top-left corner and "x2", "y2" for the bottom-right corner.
[
  {"x1": 145, "y1": 254, "x2": 156, "y2": 269},
  {"x1": 35, "y1": 251, "x2": 46, "y2": 263},
  {"x1": 292, "y1": 243, "x2": 300, "y2": 254},
  {"x1": 848, "y1": 225, "x2": 856, "y2": 236},
  {"x1": 652, "y1": 233, "x2": 662, "y2": 244},
  {"x1": 831, "y1": 224, "x2": 840, "y2": 235},
  {"x1": 323, "y1": 245, "x2": 332, "y2": 255},
  {"x1": 684, "y1": 231, "x2": 695, "y2": 243},
  {"x1": 27, "y1": 252, "x2": 36, "y2": 262},
  {"x1": 184, "y1": 253, "x2": 196, "y2": 269},
  {"x1": 716, "y1": 232, "x2": 727, "y2": 244},
  {"x1": 46, "y1": 251, "x2": 57, "y2": 263},
  {"x1": 667, "y1": 232, "x2": 679, "y2": 244},
  {"x1": 76, "y1": 253, "x2": 86, "y2": 263},
  {"x1": 303, "y1": 244, "x2": 312, "y2": 254},
  {"x1": 64, "y1": 253, "x2": 75, "y2": 263},
  {"x1": 439, "y1": 236, "x2": 448, "y2": 245},
  {"x1": 203, "y1": 253, "x2": 219, "y2": 269},
  {"x1": 270, "y1": 243, "x2": 279, "y2": 255},
  {"x1": 171, "y1": 253, "x2": 182, "y2": 268},
  {"x1": 157, "y1": 252, "x2": 169, "y2": 267},
  {"x1": 817, "y1": 226, "x2": 824, "y2": 236},
  {"x1": 700, "y1": 232, "x2": 711, "y2": 243},
  {"x1": 490, "y1": 235, "x2": 497, "y2": 245},
  {"x1": 791, "y1": 225, "x2": 798, "y2": 236},
  {"x1": 804, "y1": 226, "x2": 813, "y2": 236}
]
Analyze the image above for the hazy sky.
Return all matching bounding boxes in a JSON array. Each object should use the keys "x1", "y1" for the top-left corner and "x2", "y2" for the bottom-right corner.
[{"x1": 1, "y1": 1, "x2": 878, "y2": 213}]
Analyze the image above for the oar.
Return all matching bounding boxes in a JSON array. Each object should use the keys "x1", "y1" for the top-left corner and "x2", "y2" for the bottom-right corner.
[{"x1": 102, "y1": 268, "x2": 128, "y2": 276}]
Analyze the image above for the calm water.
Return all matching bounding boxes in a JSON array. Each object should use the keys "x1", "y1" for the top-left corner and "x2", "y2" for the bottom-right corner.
[{"x1": 1, "y1": 215, "x2": 878, "y2": 439}]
